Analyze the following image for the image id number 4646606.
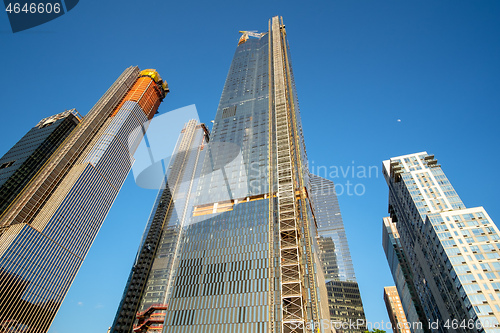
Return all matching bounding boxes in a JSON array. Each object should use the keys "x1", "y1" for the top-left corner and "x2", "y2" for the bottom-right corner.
[{"x1": 6, "y1": 2, "x2": 61, "y2": 14}]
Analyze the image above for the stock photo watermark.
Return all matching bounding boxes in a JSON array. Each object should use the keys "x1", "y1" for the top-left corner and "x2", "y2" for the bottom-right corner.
[
  {"x1": 4, "y1": 0, "x2": 79, "y2": 32},
  {"x1": 310, "y1": 160, "x2": 379, "y2": 196},
  {"x1": 289, "y1": 318, "x2": 499, "y2": 331},
  {"x1": 128, "y1": 106, "x2": 379, "y2": 202}
]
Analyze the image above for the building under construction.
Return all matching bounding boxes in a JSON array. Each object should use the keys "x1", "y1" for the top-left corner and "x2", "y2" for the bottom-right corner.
[{"x1": 111, "y1": 16, "x2": 365, "y2": 333}]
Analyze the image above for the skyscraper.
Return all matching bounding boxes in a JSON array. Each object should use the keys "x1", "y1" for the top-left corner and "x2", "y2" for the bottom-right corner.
[
  {"x1": 309, "y1": 175, "x2": 366, "y2": 332},
  {"x1": 0, "y1": 67, "x2": 169, "y2": 333},
  {"x1": 162, "y1": 16, "x2": 333, "y2": 333},
  {"x1": 111, "y1": 119, "x2": 209, "y2": 333},
  {"x1": 112, "y1": 16, "x2": 365, "y2": 333},
  {"x1": 383, "y1": 216, "x2": 426, "y2": 333},
  {"x1": 383, "y1": 152, "x2": 500, "y2": 333},
  {"x1": 0, "y1": 109, "x2": 81, "y2": 216},
  {"x1": 384, "y1": 286, "x2": 412, "y2": 333}
]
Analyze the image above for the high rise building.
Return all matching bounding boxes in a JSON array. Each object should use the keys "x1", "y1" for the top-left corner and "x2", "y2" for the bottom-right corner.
[
  {"x1": 383, "y1": 152, "x2": 500, "y2": 333},
  {"x1": 0, "y1": 109, "x2": 81, "y2": 216},
  {"x1": 112, "y1": 16, "x2": 366, "y2": 333},
  {"x1": 111, "y1": 119, "x2": 209, "y2": 333},
  {"x1": 383, "y1": 216, "x2": 426, "y2": 333},
  {"x1": 161, "y1": 15, "x2": 333, "y2": 333},
  {"x1": 309, "y1": 175, "x2": 366, "y2": 332},
  {"x1": 384, "y1": 286, "x2": 412, "y2": 333},
  {"x1": 0, "y1": 67, "x2": 169, "y2": 333}
]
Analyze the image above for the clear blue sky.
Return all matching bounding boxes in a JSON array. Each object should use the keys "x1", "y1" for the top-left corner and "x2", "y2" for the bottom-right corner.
[{"x1": 0, "y1": 1, "x2": 499, "y2": 332}]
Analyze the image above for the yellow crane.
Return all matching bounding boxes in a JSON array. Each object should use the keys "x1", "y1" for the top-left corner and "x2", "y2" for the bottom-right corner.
[{"x1": 238, "y1": 30, "x2": 267, "y2": 45}]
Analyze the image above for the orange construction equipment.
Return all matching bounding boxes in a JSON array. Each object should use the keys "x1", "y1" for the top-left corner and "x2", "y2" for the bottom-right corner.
[
  {"x1": 111, "y1": 69, "x2": 169, "y2": 119},
  {"x1": 133, "y1": 304, "x2": 168, "y2": 333}
]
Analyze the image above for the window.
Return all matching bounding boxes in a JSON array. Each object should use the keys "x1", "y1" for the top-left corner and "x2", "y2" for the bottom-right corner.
[
  {"x1": 0, "y1": 160, "x2": 15, "y2": 169},
  {"x1": 491, "y1": 262, "x2": 500, "y2": 271},
  {"x1": 475, "y1": 254, "x2": 485, "y2": 260},
  {"x1": 486, "y1": 253, "x2": 500, "y2": 260},
  {"x1": 222, "y1": 105, "x2": 237, "y2": 118},
  {"x1": 462, "y1": 230, "x2": 472, "y2": 238},
  {"x1": 482, "y1": 244, "x2": 495, "y2": 252},
  {"x1": 468, "y1": 294, "x2": 487, "y2": 305}
]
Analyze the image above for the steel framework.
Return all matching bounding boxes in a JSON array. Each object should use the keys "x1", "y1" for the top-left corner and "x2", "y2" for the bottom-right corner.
[{"x1": 271, "y1": 16, "x2": 308, "y2": 333}]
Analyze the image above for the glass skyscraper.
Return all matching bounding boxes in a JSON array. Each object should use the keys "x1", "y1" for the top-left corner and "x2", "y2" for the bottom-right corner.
[
  {"x1": 383, "y1": 216, "x2": 426, "y2": 333},
  {"x1": 0, "y1": 67, "x2": 169, "y2": 333},
  {"x1": 162, "y1": 16, "x2": 331, "y2": 333},
  {"x1": 383, "y1": 152, "x2": 500, "y2": 333},
  {"x1": 0, "y1": 109, "x2": 81, "y2": 216},
  {"x1": 309, "y1": 175, "x2": 366, "y2": 332},
  {"x1": 111, "y1": 119, "x2": 209, "y2": 333},
  {"x1": 112, "y1": 16, "x2": 366, "y2": 333}
]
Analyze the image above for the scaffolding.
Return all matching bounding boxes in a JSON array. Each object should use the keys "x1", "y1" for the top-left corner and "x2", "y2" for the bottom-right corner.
[
  {"x1": 268, "y1": 17, "x2": 276, "y2": 332},
  {"x1": 271, "y1": 16, "x2": 307, "y2": 333}
]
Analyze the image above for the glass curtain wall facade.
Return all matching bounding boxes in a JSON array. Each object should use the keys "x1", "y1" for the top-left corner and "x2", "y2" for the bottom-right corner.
[
  {"x1": 309, "y1": 174, "x2": 366, "y2": 332},
  {"x1": 0, "y1": 110, "x2": 81, "y2": 216},
  {"x1": 111, "y1": 120, "x2": 209, "y2": 333},
  {"x1": 0, "y1": 67, "x2": 168, "y2": 333},
  {"x1": 161, "y1": 22, "x2": 275, "y2": 333},
  {"x1": 382, "y1": 217, "x2": 426, "y2": 333},
  {"x1": 383, "y1": 152, "x2": 500, "y2": 333}
]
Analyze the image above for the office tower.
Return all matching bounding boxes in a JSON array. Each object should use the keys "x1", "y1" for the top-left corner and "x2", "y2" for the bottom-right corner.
[
  {"x1": 0, "y1": 109, "x2": 81, "y2": 216},
  {"x1": 383, "y1": 152, "x2": 500, "y2": 333},
  {"x1": 384, "y1": 286, "x2": 412, "y2": 333},
  {"x1": 309, "y1": 174, "x2": 366, "y2": 332},
  {"x1": 111, "y1": 120, "x2": 209, "y2": 333},
  {"x1": 0, "y1": 67, "x2": 169, "y2": 333}
]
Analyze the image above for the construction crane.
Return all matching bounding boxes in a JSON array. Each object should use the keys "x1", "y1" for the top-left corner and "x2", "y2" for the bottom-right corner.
[
  {"x1": 238, "y1": 30, "x2": 267, "y2": 45},
  {"x1": 239, "y1": 30, "x2": 265, "y2": 38}
]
